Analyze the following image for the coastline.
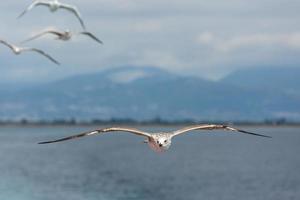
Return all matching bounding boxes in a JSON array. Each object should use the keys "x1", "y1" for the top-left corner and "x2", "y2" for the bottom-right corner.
[{"x1": 1, "y1": 120, "x2": 299, "y2": 128}]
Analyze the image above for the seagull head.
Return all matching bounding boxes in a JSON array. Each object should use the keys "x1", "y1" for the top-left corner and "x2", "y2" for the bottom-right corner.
[
  {"x1": 65, "y1": 30, "x2": 72, "y2": 36},
  {"x1": 49, "y1": 1, "x2": 60, "y2": 11},
  {"x1": 149, "y1": 134, "x2": 172, "y2": 152},
  {"x1": 14, "y1": 47, "x2": 21, "y2": 54}
]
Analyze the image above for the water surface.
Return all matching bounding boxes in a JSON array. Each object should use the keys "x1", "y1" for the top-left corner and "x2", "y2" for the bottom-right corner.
[{"x1": 0, "y1": 126, "x2": 299, "y2": 200}]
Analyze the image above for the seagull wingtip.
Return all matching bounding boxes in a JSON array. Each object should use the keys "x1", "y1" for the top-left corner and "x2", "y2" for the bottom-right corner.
[
  {"x1": 17, "y1": 13, "x2": 24, "y2": 19},
  {"x1": 53, "y1": 61, "x2": 61, "y2": 66},
  {"x1": 38, "y1": 142, "x2": 47, "y2": 144},
  {"x1": 255, "y1": 133, "x2": 272, "y2": 138}
]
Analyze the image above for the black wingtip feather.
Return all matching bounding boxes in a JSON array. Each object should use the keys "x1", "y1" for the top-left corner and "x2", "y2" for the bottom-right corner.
[
  {"x1": 38, "y1": 139, "x2": 66, "y2": 144},
  {"x1": 238, "y1": 129, "x2": 272, "y2": 138},
  {"x1": 38, "y1": 141, "x2": 49, "y2": 144}
]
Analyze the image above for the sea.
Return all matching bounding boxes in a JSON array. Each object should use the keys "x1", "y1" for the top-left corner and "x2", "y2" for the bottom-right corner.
[{"x1": 0, "y1": 126, "x2": 299, "y2": 200}]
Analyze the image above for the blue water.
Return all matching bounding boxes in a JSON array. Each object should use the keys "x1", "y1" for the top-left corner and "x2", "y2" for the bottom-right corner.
[{"x1": 0, "y1": 126, "x2": 299, "y2": 200}]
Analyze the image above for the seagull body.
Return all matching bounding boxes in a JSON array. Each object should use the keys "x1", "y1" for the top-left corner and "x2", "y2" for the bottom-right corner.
[
  {"x1": 39, "y1": 124, "x2": 271, "y2": 153},
  {"x1": 18, "y1": 0, "x2": 86, "y2": 30},
  {"x1": 0, "y1": 40, "x2": 60, "y2": 65},
  {"x1": 22, "y1": 29, "x2": 103, "y2": 44}
]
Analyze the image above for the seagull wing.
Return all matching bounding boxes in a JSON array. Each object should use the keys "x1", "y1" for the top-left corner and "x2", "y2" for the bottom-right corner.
[
  {"x1": 79, "y1": 32, "x2": 103, "y2": 44},
  {"x1": 21, "y1": 48, "x2": 60, "y2": 65},
  {"x1": 0, "y1": 40, "x2": 15, "y2": 52},
  {"x1": 38, "y1": 127, "x2": 152, "y2": 144},
  {"x1": 171, "y1": 124, "x2": 271, "y2": 138},
  {"x1": 22, "y1": 30, "x2": 64, "y2": 43},
  {"x1": 18, "y1": 0, "x2": 50, "y2": 18},
  {"x1": 59, "y1": 4, "x2": 86, "y2": 29}
]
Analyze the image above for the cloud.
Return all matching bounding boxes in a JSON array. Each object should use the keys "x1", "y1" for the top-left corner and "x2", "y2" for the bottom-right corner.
[
  {"x1": 214, "y1": 33, "x2": 300, "y2": 52},
  {"x1": 193, "y1": 31, "x2": 300, "y2": 77},
  {"x1": 196, "y1": 32, "x2": 215, "y2": 44},
  {"x1": 132, "y1": 20, "x2": 162, "y2": 32},
  {"x1": 109, "y1": 69, "x2": 150, "y2": 83},
  {"x1": 196, "y1": 32, "x2": 300, "y2": 50},
  {"x1": 0, "y1": 0, "x2": 300, "y2": 83}
]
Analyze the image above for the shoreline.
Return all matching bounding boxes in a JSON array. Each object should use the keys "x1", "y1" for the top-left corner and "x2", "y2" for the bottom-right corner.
[{"x1": 1, "y1": 122, "x2": 300, "y2": 128}]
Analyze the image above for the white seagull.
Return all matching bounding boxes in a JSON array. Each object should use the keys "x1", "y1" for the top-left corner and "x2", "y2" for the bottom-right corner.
[
  {"x1": 38, "y1": 124, "x2": 271, "y2": 153},
  {"x1": 0, "y1": 40, "x2": 60, "y2": 65},
  {"x1": 22, "y1": 29, "x2": 103, "y2": 44},
  {"x1": 18, "y1": 0, "x2": 86, "y2": 30}
]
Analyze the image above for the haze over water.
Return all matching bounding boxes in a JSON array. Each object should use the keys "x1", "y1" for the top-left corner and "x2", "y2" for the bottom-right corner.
[{"x1": 0, "y1": 126, "x2": 299, "y2": 200}]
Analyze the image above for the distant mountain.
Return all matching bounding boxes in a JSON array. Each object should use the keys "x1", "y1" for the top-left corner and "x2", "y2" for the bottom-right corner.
[{"x1": 0, "y1": 66, "x2": 299, "y2": 121}]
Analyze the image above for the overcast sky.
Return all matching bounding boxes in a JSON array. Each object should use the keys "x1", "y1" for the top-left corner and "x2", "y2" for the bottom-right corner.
[{"x1": 0, "y1": 0, "x2": 300, "y2": 84}]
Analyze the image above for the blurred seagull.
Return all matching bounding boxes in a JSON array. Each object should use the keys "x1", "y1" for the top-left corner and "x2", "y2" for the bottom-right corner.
[
  {"x1": 38, "y1": 124, "x2": 271, "y2": 152},
  {"x1": 0, "y1": 40, "x2": 60, "y2": 65},
  {"x1": 18, "y1": 0, "x2": 86, "y2": 30},
  {"x1": 22, "y1": 29, "x2": 103, "y2": 44}
]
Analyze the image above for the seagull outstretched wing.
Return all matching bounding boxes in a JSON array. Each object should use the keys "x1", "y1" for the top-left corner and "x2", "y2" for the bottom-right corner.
[
  {"x1": 18, "y1": 0, "x2": 50, "y2": 18},
  {"x1": 22, "y1": 30, "x2": 64, "y2": 43},
  {"x1": 171, "y1": 124, "x2": 271, "y2": 138},
  {"x1": 79, "y1": 32, "x2": 103, "y2": 44},
  {"x1": 21, "y1": 48, "x2": 60, "y2": 65},
  {"x1": 0, "y1": 40, "x2": 15, "y2": 51},
  {"x1": 38, "y1": 127, "x2": 152, "y2": 144},
  {"x1": 59, "y1": 4, "x2": 86, "y2": 29}
]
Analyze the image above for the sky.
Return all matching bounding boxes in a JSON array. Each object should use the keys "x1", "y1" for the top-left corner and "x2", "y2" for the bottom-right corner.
[{"x1": 0, "y1": 0, "x2": 300, "y2": 84}]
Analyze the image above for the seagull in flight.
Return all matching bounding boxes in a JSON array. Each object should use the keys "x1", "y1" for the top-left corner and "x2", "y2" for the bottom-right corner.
[
  {"x1": 22, "y1": 29, "x2": 103, "y2": 44},
  {"x1": 0, "y1": 40, "x2": 60, "y2": 65},
  {"x1": 39, "y1": 124, "x2": 271, "y2": 152},
  {"x1": 18, "y1": 0, "x2": 86, "y2": 30}
]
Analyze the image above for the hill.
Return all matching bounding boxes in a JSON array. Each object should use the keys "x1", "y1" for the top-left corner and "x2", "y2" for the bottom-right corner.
[{"x1": 0, "y1": 66, "x2": 299, "y2": 121}]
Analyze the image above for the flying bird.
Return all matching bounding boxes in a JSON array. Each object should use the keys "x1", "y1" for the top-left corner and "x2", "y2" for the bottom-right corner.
[
  {"x1": 38, "y1": 124, "x2": 271, "y2": 152},
  {"x1": 18, "y1": 0, "x2": 86, "y2": 30},
  {"x1": 0, "y1": 40, "x2": 60, "y2": 65},
  {"x1": 22, "y1": 29, "x2": 103, "y2": 44}
]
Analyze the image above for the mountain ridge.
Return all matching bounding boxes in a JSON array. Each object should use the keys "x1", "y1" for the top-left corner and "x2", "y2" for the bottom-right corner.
[{"x1": 0, "y1": 66, "x2": 299, "y2": 121}]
